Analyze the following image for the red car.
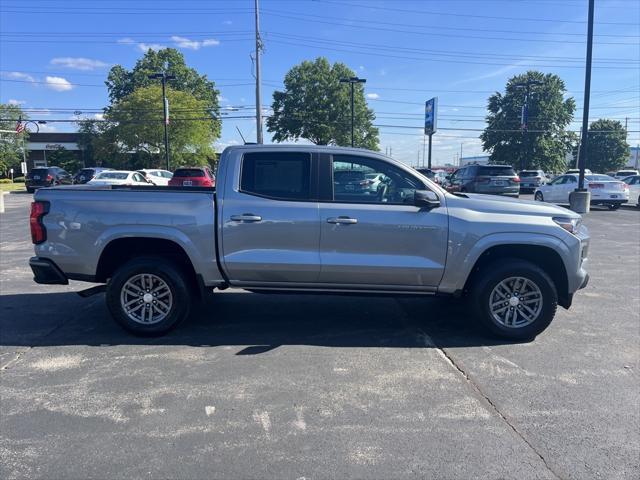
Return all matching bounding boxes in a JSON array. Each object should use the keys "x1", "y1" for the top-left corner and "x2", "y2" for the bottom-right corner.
[{"x1": 168, "y1": 167, "x2": 216, "y2": 187}]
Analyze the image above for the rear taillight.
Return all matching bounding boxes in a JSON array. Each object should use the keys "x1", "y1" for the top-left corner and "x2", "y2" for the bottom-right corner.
[
  {"x1": 513, "y1": 176, "x2": 520, "y2": 183},
  {"x1": 589, "y1": 183, "x2": 604, "y2": 189},
  {"x1": 46, "y1": 175, "x2": 53, "y2": 182},
  {"x1": 359, "y1": 179, "x2": 373, "y2": 186},
  {"x1": 30, "y1": 201, "x2": 49, "y2": 244}
]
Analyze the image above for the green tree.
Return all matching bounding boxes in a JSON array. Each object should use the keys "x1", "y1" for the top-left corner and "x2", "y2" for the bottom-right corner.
[
  {"x1": 583, "y1": 119, "x2": 630, "y2": 173},
  {"x1": 0, "y1": 103, "x2": 27, "y2": 174},
  {"x1": 48, "y1": 146, "x2": 82, "y2": 173},
  {"x1": 105, "y1": 48, "x2": 220, "y2": 115},
  {"x1": 481, "y1": 71, "x2": 576, "y2": 172},
  {"x1": 267, "y1": 57, "x2": 379, "y2": 149},
  {"x1": 105, "y1": 85, "x2": 217, "y2": 168}
]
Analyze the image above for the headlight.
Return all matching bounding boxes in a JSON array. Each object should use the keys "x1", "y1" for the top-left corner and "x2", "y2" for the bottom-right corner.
[{"x1": 553, "y1": 216, "x2": 582, "y2": 234}]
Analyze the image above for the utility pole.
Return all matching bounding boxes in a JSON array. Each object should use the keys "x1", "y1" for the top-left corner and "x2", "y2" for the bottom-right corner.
[
  {"x1": 254, "y1": 0, "x2": 263, "y2": 143},
  {"x1": 514, "y1": 79, "x2": 543, "y2": 172},
  {"x1": 422, "y1": 134, "x2": 427, "y2": 168},
  {"x1": 148, "y1": 71, "x2": 175, "y2": 170},
  {"x1": 570, "y1": 0, "x2": 595, "y2": 213},
  {"x1": 339, "y1": 76, "x2": 366, "y2": 147},
  {"x1": 428, "y1": 134, "x2": 433, "y2": 169}
]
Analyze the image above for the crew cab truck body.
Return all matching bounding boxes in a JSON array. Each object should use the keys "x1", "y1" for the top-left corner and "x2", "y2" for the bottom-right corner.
[{"x1": 30, "y1": 145, "x2": 590, "y2": 339}]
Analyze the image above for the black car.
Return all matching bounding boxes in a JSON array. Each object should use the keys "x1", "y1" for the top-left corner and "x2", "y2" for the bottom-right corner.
[
  {"x1": 445, "y1": 164, "x2": 520, "y2": 197},
  {"x1": 25, "y1": 167, "x2": 73, "y2": 193},
  {"x1": 73, "y1": 167, "x2": 113, "y2": 184}
]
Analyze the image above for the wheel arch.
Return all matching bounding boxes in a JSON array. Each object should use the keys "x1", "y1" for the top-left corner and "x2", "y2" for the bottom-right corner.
[{"x1": 463, "y1": 243, "x2": 570, "y2": 308}]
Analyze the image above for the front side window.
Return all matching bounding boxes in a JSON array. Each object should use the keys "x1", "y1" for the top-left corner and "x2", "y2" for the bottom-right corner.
[
  {"x1": 551, "y1": 176, "x2": 566, "y2": 185},
  {"x1": 332, "y1": 155, "x2": 423, "y2": 204},
  {"x1": 240, "y1": 152, "x2": 311, "y2": 201}
]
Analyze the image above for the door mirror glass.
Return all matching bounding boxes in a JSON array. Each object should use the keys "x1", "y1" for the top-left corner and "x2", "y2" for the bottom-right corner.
[{"x1": 414, "y1": 190, "x2": 440, "y2": 209}]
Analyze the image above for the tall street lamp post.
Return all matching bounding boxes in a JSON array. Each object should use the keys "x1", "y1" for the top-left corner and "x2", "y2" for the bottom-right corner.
[
  {"x1": 148, "y1": 71, "x2": 176, "y2": 171},
  {"x1": 339, "y1": 76, "x2": 366, "y2": 147}
]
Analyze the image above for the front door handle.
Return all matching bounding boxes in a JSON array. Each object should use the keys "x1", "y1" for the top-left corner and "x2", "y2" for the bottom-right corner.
[
  {"x1": 230, "y1": 214, "x2": 262, "y2": 222},
  {"x1": 327, "y1": 216, "x2": 358, "y2": 225}
]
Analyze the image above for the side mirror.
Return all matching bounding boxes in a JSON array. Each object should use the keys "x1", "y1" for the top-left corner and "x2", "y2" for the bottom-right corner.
[{"x1": 414, "y1": 190, "x2": 440, "y2": 209}]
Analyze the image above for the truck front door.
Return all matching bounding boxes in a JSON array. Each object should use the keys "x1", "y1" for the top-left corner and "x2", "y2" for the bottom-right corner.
[
  {"x1": 318, "y1": 154, "x2": 448, "y2": 289},
  {"x1": 220, "y1": 151, "x2": 321, "y2": 284}
]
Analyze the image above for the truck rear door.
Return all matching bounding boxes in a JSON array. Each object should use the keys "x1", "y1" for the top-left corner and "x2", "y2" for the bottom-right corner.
[{"x1": 220, "y1": 151, "x2": 321, "y2": 284}]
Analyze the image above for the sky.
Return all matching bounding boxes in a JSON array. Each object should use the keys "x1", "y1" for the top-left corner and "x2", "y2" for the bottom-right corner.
[{"x1": 1, "y1": 0, "x2": 638, "y2": 167}]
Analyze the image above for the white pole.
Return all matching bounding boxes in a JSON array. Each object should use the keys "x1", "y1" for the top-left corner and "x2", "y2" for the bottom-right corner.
[{"x1": 254, "y1": 0, "x2": 264, "y2": 144}]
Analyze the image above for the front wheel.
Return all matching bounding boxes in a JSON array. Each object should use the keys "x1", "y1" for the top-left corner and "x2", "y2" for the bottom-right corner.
[
  {"x1": 105, "y1": 256, "x2": 193, "y2": 336},
  {"x1": 471, "y1": 259, "x2": 558, "y2": 340},
  {"x1": 534, "y1": 191, "x2": 544, "y2": 202}
]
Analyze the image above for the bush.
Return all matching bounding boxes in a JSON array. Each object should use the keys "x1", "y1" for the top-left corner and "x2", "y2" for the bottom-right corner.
[
  {"x1": 0, "y1": 178, "x2": 12, "y2": 184},
  {"x1": 13, "y1": 176, "x2": 25, "y2": 183}
]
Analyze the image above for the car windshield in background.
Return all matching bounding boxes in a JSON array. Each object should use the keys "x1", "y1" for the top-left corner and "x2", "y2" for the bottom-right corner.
[
  {"x1": 586, "y1": 175, "x2": 615, "y2": 181},
  {"x1": 31, "y1": 169, "x2": 49, "y2": 175},
  {"x1": 478, "y1": 166, "x2": 516, "y2": 176},
  {"x1": 520, "y1": 171, "x2": 541, "y2": 177},
  {"x1": 173, "y1": 169, "x2": 205, "y2": 177},
  {"x1": 96, "y1": 172, "x2": 128, "y2": 179},
  {"x1": 334, "y1": 170, "x2": 366, "y2": 182},
  {"x1": 78, "y1": 169, "x2": 95, "y2": 176}
]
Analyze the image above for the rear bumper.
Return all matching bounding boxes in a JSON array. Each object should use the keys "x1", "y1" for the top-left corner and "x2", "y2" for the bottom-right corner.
[{"x1": 29, "y1": 257, "x2": 69, "y2": 285}]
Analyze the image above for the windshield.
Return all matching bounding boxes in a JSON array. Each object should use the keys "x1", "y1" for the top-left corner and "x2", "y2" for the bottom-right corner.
[
  {"x1": 77, "y1": 169, "x2": 95, "y2": 176},
  {"x1": 334, "y1": 170, "x2": 366, "y2": 182},
  {"x1": 365, "y1": 173, "x2": 379, "y2": 179},
  {"x1": 520, "y1": 171, "x2": 542, "y2": 177},
  {"x1": 478, "y1": 166, "x2": 516, "y2": 176},
  {"x1": 586, "y1": 175, "x2": 615, "y2": 181},
  {"x1": 96, "y1": 172, "x2": 128, "y2": 180},
  {"x1": 173, "y1": 169, "x2": 205, "y2": 178}
]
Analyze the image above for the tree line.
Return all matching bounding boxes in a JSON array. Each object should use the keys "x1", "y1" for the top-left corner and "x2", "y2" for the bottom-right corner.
[{"x1": 0, "y1": 51, "x2": 631, "y2": 176}]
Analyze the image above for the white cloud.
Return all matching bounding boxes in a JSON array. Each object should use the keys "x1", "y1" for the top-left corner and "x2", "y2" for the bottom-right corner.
[
  {"x1": 223, "y1": 20, "x2": 233, "y2": 25},
  {"x1": 5, "y1": 71, "x2": 36, "y2": 83},
  {"x1": 38, "y1": 123, "x2": 57, "y2": 132},
  {"x1": 8, "y1": 99, "x2": 26, "y2": 105},
  {"x1": 44, "y1": 76, "x2": 73, "y2": 91},
  {"x1": 118, "y1": 38, "x2": 166, "y2": 52},
  {"x1": 51, "y1": 57, "x2": 108, "y2": 71},
  {"x1": 359, "y1": 65, "x2": 365, "y2": 71},
  {"x1": 171, "y1": 35, "x2": 220, "y2": 50},
  {"x1": 94, "y1": 113, "x2": 105, "y2": 120},
  {"x1": 366, "y1": 93, "x2": 380, "y2": 100}
]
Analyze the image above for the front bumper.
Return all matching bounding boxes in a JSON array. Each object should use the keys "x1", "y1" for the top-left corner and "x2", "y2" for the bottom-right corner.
[{"x1": 29, "y1": 257, "x2": 69, "y2": 285}]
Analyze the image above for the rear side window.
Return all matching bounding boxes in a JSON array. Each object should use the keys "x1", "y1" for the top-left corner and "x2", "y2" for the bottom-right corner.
[
  {"x1": 241, "y1": 152, "x2": 311, "y2": 201},
  {"x1": 173, "y1": 169, "x2": 205, "y2": 178},
  {"x1": 478, "y1": 166, "x2": 516, "y2": 176}
]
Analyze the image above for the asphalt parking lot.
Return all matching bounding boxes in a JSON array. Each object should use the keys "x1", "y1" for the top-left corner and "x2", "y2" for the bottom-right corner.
[{"x1": 1, "y1": 191, "x2": 638, "y2": 479}]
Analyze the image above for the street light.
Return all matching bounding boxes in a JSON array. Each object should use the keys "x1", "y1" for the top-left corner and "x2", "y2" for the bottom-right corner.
[
  {"x1": 339, "y1": 76, "x2": 366, "y2": 147},
  {"x1": 514, "y1": 79, "x2": 543, "y2": 172},
  {"x1": 148, "y1": 71, "x2": 176, "y2": 170}
]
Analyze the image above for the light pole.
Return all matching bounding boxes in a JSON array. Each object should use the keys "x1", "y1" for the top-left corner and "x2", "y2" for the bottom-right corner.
[
  {"x1": 339, "y1": 76, "x2": 366, "y2": 147},
  {"x1": 514, "y1": 79, "x2": 543, "y2": 172},
  {"x1": 148, "y1": 71, "x2": 175, "y2": 170}
]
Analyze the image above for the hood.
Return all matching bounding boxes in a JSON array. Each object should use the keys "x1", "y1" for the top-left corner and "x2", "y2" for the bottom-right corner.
[{"x1": 445, "y1": 192, "x2": 580, "y2": 219}]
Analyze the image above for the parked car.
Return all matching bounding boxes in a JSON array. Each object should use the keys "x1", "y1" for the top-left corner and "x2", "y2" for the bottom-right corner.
[
  {"x1": 87, "y1": 170, "x2": 151, "y2": 187},
  {"x1": 25, "y1": 167, "x2": 72, "y2": 193},
  {"x1": 519, "y1": 169, "x2": 549, "y2": 193},
  {"x1": 168, "y1": 167, "x2": 215, "y2": 187},
  {"x1": 535, "y1": 174, "x2": 628, "y2": 209},
  {"x1": 29, "y1": 145, "x2": 589, "y2": 340},
  {"x1": 333, "y1": 169, "x2": 386, "y2": 197},
  {"x1": 73, "y1": 167, "x2": 113, "y2": 185},
  {"x1": 415, "y1": 168, "x2": 435, "y2": 180},
  {"x1": 137, "y1": 169, "x2": 173, "y2": 186},
  {"x1": 622, "y1": 175, "x2": 640, "y2": 207},
  {"x1": 446, "y1": 164, "x2": 520, "y2": 197},
  {"x1": 613, "y1": 169, "x2": 639, "y2": 180},
  {"x1": 433, "y1": 170, "x2": 448, "y2": 185}
]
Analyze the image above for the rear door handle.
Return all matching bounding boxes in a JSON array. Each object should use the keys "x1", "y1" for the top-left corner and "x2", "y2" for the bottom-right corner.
[
  {"x1": 327, "y1": 216, "x2": 358, "y2": 225},
  {"x1": 230, "y1": 214, "x2": 262, "y2": 222}
]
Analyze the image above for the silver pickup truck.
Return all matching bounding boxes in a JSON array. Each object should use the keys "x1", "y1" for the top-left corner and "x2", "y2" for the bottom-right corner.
[{"x1": 29, "y1": 145, "x2": 589, "y2": 339}]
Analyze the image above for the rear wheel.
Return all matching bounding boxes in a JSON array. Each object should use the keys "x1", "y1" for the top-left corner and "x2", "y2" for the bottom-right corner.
[
  {"x1": 607, "y1": 204, "x2": 620, "y2": 210},
  {"x1": 105, "y1": 256, "x2": 193, "y2": 336},
  {"x1": 534, "y1": 191, "x2": 544, "y2": 202},
  {"x1": 471, "y1": 259, "x2": 557, "y2": 340}
]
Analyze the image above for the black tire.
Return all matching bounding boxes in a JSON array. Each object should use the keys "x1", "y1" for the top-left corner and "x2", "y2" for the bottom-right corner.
[
  {"x1": 607, "y1": 204, "x2": 620, "y2": 210},
  {"x1": 105, "y1": 256, "x2": 193, "y2": 336},
  {"x1": 534, "y1": 191, "x2": 544, "y2": 202},
  {"x1": 471, "y1": 259, "x2": 558, "y2": 340}
]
